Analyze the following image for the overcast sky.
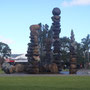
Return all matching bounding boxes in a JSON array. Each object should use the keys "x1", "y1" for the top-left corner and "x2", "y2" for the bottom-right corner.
[{"x1": 0, "y1": 0, "x2": 90, "y2": 54}]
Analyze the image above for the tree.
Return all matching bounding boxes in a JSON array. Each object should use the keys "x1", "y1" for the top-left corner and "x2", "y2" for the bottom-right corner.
[
  {"x1": 60, "y1": 37, "x2": 85, "y2": 67},
  {"x1": 82, "y1": 34, "x2": 90, "y2": 63},
  {"x1": 60, "y1": 37, "x2": 70, "y2": 63},
  {"x1": 76, "y1": 43, "x2": 85, "y2": 67},
  {"x1": 0, "y1": 57, "x2": 5, "y2": 66},
  {"x1": 0, "y1": 42, "x2": 11, "y2": 58},
  {"x1": 38, "y1": 23, "x2": 50, "y2": 64}
]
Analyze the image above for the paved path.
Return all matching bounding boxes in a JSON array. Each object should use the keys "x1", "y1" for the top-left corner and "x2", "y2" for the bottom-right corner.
[{"x1": 0, "y1": 69, "x2": 90, "y2": 76}]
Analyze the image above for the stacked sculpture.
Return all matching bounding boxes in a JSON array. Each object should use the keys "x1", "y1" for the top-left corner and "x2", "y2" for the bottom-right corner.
[
  {"x1": 1, "y1": 7, "x2": 78, "y2": 75},
  {"x1": 26, "y1": 25, "x2": 40, "y2": 73},
  {"x1": 51, "y1": 8, "x2": 61, "y2": 71},
  {"x1": 45, "y1": 38, "x2": 52, "y2": 64},
  {"x1": 69, "y1": 30, "x2": 77, "y2": 74}
]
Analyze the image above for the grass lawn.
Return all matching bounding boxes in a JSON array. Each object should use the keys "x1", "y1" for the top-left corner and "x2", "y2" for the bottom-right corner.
[{"x1": 0, "y1": 76, "x2": 90, "y2": 90}]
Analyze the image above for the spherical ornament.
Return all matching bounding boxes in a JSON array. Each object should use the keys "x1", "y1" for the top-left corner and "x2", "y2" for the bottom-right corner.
[{"x1": 52, "y1": 7, "x2": 61, "y2": 15}]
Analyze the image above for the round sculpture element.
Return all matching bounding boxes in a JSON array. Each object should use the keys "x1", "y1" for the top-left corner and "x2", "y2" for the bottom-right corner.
[
  {"x1": 52, "y1": 7, "x2": 61, "y2": 15},
  {"x1": 30, "y1": 25, "x2": 40, "y2": 31}
]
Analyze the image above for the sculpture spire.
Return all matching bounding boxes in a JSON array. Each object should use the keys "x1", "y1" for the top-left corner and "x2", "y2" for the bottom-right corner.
[
  {"x1": 26, "y1": 24, "x2": 40, "y2": 74},
  {"x1": 51, "y1": 7, "x2": 61, "y2": 71},
  {"x1": 69, "y1": 29, "x2": 77, "y2": 74}
]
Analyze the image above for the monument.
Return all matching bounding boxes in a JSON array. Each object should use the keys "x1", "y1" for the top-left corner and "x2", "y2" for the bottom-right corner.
[
  {"x1": 26, "y1": 25, "x2": 40, "y2": 73},
  {"x1": 1, "y1": 7, "x2": 78, "y2": 75},
  {"x1": 69, "y1": 30, "x2": 77, "y2": 74},
  {"x1": 51, "y1": 8, "x2": 61, "y2": 71}
]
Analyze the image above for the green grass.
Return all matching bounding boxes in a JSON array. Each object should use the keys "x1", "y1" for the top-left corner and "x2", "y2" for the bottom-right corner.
[{"x1": 0, "y1": 76, "x2": 90, "y2": 90}]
